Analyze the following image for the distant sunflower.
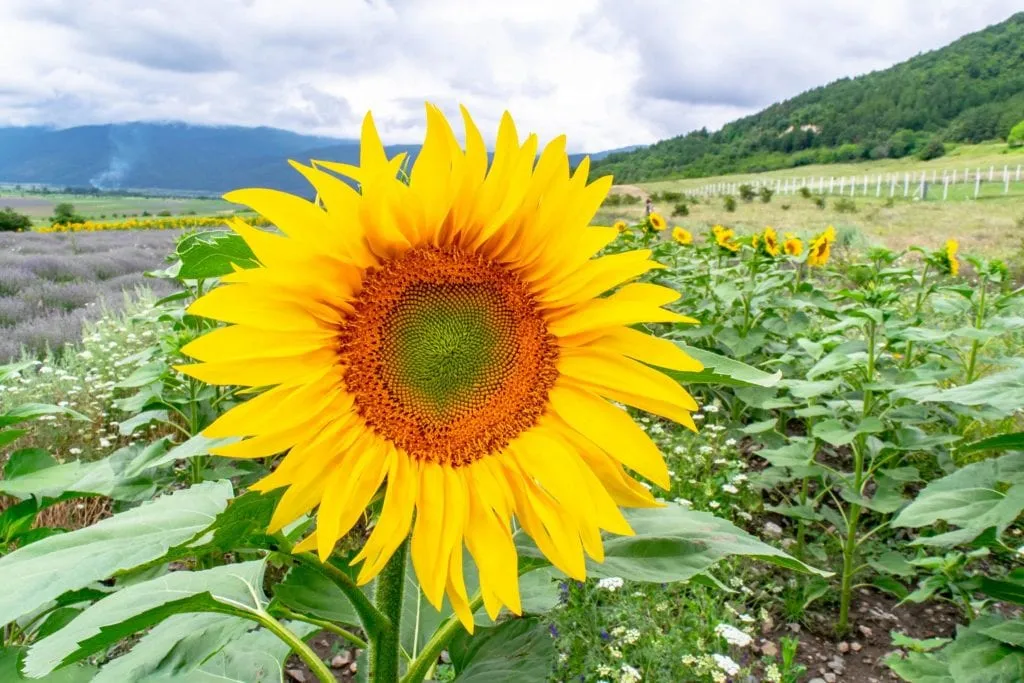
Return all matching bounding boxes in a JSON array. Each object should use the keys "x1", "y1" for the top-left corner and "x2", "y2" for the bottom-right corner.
[
  {"x1": 783, "y1": 232, "x2": 803, "y2": 257},
  {"x1": 672, "y1": 226, "x2": 693, "y2": 245},
  {"x1": 179, "y1": 104, "x2": 701, "y2": 631},
  {"x1": 807, "y1": 226, "x2": 835, "y2": 267},
  {"x1": 942, "y1": 239, "x2": 959, "y2": 276},
  {"x1": 761, "y1": 226, "x2": 780, "y2": 257},
  {"x1": 712, "y1": 224, "x2": 740, "y2": 253},
  {"x1": 613, "y1": 220, "x2": 628, "y2": 233},
  {"x1": 647, "y1": 212, "x2": 667, "y2": 232}
]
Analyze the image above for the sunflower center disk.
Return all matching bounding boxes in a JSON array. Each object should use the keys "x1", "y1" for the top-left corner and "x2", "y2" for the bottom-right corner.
[{"x1": 340, "y1": 248, "x2": 559, "y2": 467}]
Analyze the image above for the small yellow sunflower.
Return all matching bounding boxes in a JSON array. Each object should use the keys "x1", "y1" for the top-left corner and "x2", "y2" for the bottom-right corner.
[
  {"x1": 647, "y1": 212, "x2": 667, "y2": 232},
  {"x1": 613, "y1": 220, "x2": 628, "y2": 233},
  {"x1": 179, "y1": 104, "x2": 701, "y2": 631},
  {"x1": 761, "y1": 226, "x2": 780, "y2": 257},
  {"x1": 672, "y1": 226, "x2": 693, "y2": 245},
  {"x1": 807, "y1": 234, "x2": 831, "y2": 267},
  {"x1": 712, "y1": 225, "x2": 740, "y2": 253},
  {"x1": 783, "y1": 233, "x2": 803, "y2": 257},
  {"x1": 944, "y1": 239, "x2": 959, "y2": 276}
]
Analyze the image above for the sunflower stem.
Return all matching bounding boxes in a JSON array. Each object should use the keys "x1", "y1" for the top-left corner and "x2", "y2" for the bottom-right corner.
[
  {"x1": 402, "y1": 594, "x2": 484, "y2": 683},
  {"x1": 251, "y1": 609, "x2": 335, "y2": 683},
  {"x1": 371, "y1": 539, "x2": 407, "y2": 683}
]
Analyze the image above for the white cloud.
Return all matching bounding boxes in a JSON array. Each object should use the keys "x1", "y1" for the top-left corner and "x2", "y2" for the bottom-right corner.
[{"x1": 0, "y1": 0, "x2": 1019, "y2": 151}]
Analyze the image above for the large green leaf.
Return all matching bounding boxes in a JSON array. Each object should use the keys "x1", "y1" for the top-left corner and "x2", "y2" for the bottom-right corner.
[
  {"x1": 664, "y1": 344, "x2": 781, "y2": 388},
  {"x1": 448, "y1": 617, "x2": 554, "y2": 683},
  {"x1": 176, "y1": 230, "x2": 259, "y2": 279},
  {"x1": 0, "y1": 403, "x2": 87, "y2": 429},
  {"x1": 960, "y1": 432, "x2": 1024, "y2": 455},
  {"x1": 517, "y1": 507, "x2": 829, "y2": 582},
  {"x1": 0, "y1": 647, "x2": 95, "y2": 682},
  {"x1": 26, "y1": 560, "x2": 268, "y2": 677},
  {"x1": 893, "y1": 453, "x2": 1024, "y2": 543},
  {"x1": 894, "y1": 365, "x2": 1024, "y2": 416},
  {"x1": 94, "y1": 613, "x2": 253, "y2": 683},
  {"x1": 155, "y1": 622, "x2": 317, "y2": 682},
  {"x1": 884, "y1": 650, "x2": 953, "y2": 683},
  {"x1": 271, "y1": 564, "x2": 359, "y2": 626},
  {"x1": 945, "y1": 616, "x2": 1024, "y2": 683},
  {"x1": 0, "y1": 481, "x2": 232, "y2": 628}
]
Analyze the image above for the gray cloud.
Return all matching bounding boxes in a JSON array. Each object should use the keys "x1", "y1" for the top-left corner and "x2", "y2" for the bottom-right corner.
[{"x1": 0, "y1": 0, "x2": 1019, "y2": 151}]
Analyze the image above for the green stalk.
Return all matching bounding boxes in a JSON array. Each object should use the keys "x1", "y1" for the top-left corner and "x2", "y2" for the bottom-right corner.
[
  {"x1": 838, "y1": 320, "x2": 876, "y2": 634},
  {"x1": 252, "y1": 610, "x2": 335, "y2": 683},
  {"x1": 370, "y1": 540, "x2": 407, "y2": 683},
  {"x1": 402, "y1": 595, "x2": 484, "y2": 683},
  {"x1": 796, "y1": 475, "x2": 809, "y2": 560},
  {"x1": 902, "y1": 262, "x2": 930, "y2": 370},
  {"x1": 965, "y1": 281, "x2": 987, "y2": 383},
  {"x1": 272, "y1": 606, "x2": 368, "y2": 649}
]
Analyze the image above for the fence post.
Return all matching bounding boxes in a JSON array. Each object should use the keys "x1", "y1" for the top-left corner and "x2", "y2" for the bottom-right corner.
[
  {"x1": 889, "y1": 175, "x2": 896, "y2": 197},
  {"x1": 931, "y1": 170, "x2": 936, "y2": 184},
  {"x1": 829, "y1": 177, "x2": 834, "y2": 194},
  {"x1": 875, "y1": 175, "x2": 881, "y2": 197},
  {"x1": 1005, "y1": 168, "x2": 1010, "y2": 194},
  {"x1": 974, "y1": 171, "x2": 981, "y2": 199},
  {"x1": 903, "y1": 172, "x2": 909, "y2": 197},
  {"x1": 1017, "y1": 164, "x2": 1021, "y2": 182},
  {"x1": 951, "y1": 169, "x2": 957, "y2": 185},
  {"x1": 943, "y1": 176, "x2": 949, "y2": 200},
  {"x1": 919, "y1": 174, "x2": 926, "y2": 200}
]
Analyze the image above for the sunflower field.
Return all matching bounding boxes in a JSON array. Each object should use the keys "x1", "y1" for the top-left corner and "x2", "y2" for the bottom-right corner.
[
  {"x1": 1, "y1": 108, "x2": 1023, "y2": 683},
  {"x1": 38, "y1": 215, "x2": 271, "y2": 233}
]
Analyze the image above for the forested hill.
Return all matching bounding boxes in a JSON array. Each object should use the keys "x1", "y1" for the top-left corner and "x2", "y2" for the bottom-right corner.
[{"x1": 593, "y1": 12, "x2": 1024, "y2": 182}]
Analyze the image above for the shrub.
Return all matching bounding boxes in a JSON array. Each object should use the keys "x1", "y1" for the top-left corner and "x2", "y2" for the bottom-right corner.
[
  {"x1": 780, "y1": 203, "x2": 791, "y2": 211},
  {"x1": 1008, "y1": 120, "x2": 1024, "y2": 148},
  {"x1": 738, "y1": 184, "x2": 756, "y2": 202},
  {"x1": 834, "y1": 197, "x2": 857, "y2": 213},
  {"x1": 50, "y1": 203, "x2": 85, "y2": 227},
  {"x1": 157, "y1": 210, "x2": 172, "y2": 217},
  {"x1": 918, "y1": 138, "x2": 946, "y2": 160},
  {"x1": 141, "y1": 210, "x2": 152, "y2": 217},
  {"x1": 813, "y1": 195, "x2": 826, "y2": 209},
  {"x1": 0, "y1": 206, "x2": 32, "y2": 232},
  {"x1": 672, "y1": 202, "x2": 689, "y2": 217},
  {"x1": 723, "y1": 195, "x2": 737, "y2": 212},
  {"x1": 759, "y1": 187, "x2": 774, "y2": 203},
  {"x1": 798, "y1": 187, "x2": 812, "y2": 199}
]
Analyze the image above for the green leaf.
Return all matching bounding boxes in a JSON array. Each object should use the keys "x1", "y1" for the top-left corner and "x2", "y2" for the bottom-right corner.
[
  {"x1": 813, "y1": 419, "x2": 857, "y2": 446},
  {"x1": 980, "y1": 620, "x2": 1024, "y2": 648},
  {"x1": 165, "y1": 622, "x2": 318, "y2": 682},
  {"x1": 960, "y1": 432, "x2": 1024, "y2": 455},
  {"x1": 664, "y1": 344, "x2": 781, "y2": 388},
  {"x1": 869, "y1": 551, "x2": 916, "y2": 577},
  {"x1": 0, "y1": 481, "x2": 232, "y2": 628},
  {"x1": 271, "y1": 563, "x2": 359, "y2": 626},
  {"x1": 0, "y1": 443, "x2": 160, "y2": 501},
  {"x1": 783, "y1": 378, "x2": 843, "y2": 399},
  {"x1": 884, "y1": 650, "x2": 952, "y2": 683},
  {"x1": 517, "y1": 507, "x2": 830, "y2": 582},
  {"x1": 116, "y1": 362, "x2": 167, "y2": 389},
  {"x1": 0, "y1": 429, "x2": 27, "y2": 449},
  {"x1": 449, "y1": 617, "x2": 554, "y2": 683},
  {"x1": 0, "y1": 403, "x2": 87, "y2": 429},
  {"x1": 945, "y1": 616, "x2": 1024, "y2": 683},
  {"x1": 94, "y1": 613, "x2": 253, "y2": 682},
  {"x1": 0, "y1": 647, "x2": 95, "y2": 682},
  {"x1": 979, "y1": 570, "x2": 1024, "y2": 606},
  {"x1": 4, "y1": 448, "x2": 58, "y2": 479},
  {"x1": 892, "y1": 632, "x2": 952, "y2": 652},
  {"x1": 118, "y1": 410, "x2": 170, "y2": 436},
  {"x1": 895, "y1": 366, "x2": 1024, "y2": 416},
  {"x1": 764, "y1": 503, "x2": 822, "y2": 522},
  {"x1": 142, "y1": 433, "x2": 239, "y2": 472},
  {"x1": 193, "y1": 489, "x2": 281, "y2": 553},
  {"x1": 26, "y1": 560, "x2": 268, "y2": 676},
  {"x1": 176, "y1": 230, "x2": 259, "y2": 279}
]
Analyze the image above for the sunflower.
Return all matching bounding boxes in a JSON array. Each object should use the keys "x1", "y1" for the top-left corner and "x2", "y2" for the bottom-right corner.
[
  {"x1": 783, "y1": 233, "x2": 803, "y2": 257},
  {"x1": 672, "y1": 226, "x2": 693, "y2": 245},
  {"x1": 647, "y1": 212, "x2": 667, "y2": 232},
  {"x1": 943, "y1": 239, "x2": 959, "y2": 276},
  {"x1": 761, "y1": 226, "x2": 780, "y2": 257},
  {"x1": 179, "y1": 105, "x2": 701, "y2": 631},
  {"x1": 712, "y1": 224, "x2": 740, "y2": 253},
  {"x1": 807, "y1": 229, "x2": 834, "y2": 267},
  {"x1": 613, "y1": 220, "x2": 628, "y2": 233}
]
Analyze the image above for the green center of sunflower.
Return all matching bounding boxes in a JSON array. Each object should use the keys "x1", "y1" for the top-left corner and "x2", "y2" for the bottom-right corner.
[
  {"x1": 382, "y1": 282, "x2": 514, "y2": 421},
  {"x1": 339, "y1": 247, "x2": 559, "y2": 467}
]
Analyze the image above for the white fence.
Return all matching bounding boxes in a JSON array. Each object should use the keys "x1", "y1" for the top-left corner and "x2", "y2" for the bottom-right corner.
[{"x1": 695, "y1": 164, "x2": 1023, "y2": 201}]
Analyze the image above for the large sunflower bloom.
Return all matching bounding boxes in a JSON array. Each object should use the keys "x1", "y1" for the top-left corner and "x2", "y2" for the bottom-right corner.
[
  {"x1": 783, "y1": 232, "x2": 803, "y2": 257},
  {"x1": 712, "y1": 225, "x2": 740, "y2": 253},
  {"x1": 672, "y1": 226, "x2": 693, "y2": 245},
  {"x1": 647, "y1": 212, "x2": 667, "y2": 232},
  {"x1": 943, "y1": 239, "x2": 959, "y2": 276},
  {"x1": 178, "y1": 105, "x2": 701, "y2": 631},
  {"x1": 761, "y1": 226, "x2": 780, "y2": 257}
]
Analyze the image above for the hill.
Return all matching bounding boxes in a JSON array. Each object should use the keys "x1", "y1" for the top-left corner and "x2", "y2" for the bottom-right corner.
[
  {"x1": 593, "y1": 12, "x2": 1024, "y2": 182},
  {"x1": 0, "y1": 122, "x2": 396, "y2": 195}
]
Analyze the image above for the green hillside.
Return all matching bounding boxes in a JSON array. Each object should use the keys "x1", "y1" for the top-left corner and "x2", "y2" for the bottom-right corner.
[{"x1": 594, "y1": 12, "x2": 1024, "y2": 182}]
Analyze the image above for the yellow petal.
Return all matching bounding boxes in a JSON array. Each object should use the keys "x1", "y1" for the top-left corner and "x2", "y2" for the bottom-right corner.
[
  {"x1": 583, "y1": 327, "x2": 703, "y2": 372},
  {"x1": 354, "y1": 449, "x2": 418, "y2": 583}
]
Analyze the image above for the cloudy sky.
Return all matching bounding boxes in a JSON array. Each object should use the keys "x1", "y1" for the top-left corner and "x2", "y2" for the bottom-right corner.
[{"x1": 0, "y1": 0, "x2": 1019, "y2": 152}]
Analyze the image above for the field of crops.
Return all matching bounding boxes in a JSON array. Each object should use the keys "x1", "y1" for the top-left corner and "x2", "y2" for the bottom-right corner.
[{"x1": 0, "y1": 205, "x2": 1022, "y2": 682}]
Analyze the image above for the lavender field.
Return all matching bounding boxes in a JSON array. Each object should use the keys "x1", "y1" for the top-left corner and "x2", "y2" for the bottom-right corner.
[{"x1": 0, "y1": 230, "x2": 179, "y2": 361}]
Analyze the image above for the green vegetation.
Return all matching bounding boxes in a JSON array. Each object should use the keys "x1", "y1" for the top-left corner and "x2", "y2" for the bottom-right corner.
[
  {"x1": 0, "y1": 207, "x2": 30, "y2": 232},
  {"x1": 594, "y1": 13, "x2": 1024, "y2": 181},
  {"x1": 1009, "y1": 119, "x2": 1024, "y2": 148},
  {"x1": 49, "y1": 202, "x2": 85, "y2": 226}
]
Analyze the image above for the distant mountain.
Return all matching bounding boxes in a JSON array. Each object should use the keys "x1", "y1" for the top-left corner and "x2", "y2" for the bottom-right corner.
[
  {"x1": 593, "y1": 12, "x2": 1024, "y2": 181},
  {"x1": 0, "y1": 121, "x2": 625, "y2": 195}
]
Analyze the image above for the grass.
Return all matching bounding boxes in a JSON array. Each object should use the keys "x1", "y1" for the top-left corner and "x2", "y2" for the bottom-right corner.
[{"x1": 0, "y1": 190, "x2": 241, "y2": 226}]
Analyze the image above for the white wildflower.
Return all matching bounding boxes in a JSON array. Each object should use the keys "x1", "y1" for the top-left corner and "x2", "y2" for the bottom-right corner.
[
  {"x1": 711, "y1": 654, "x2": 740, "y2": 676},
  {"x1": 619, "y1": 664, "x2": 642, "y2": 683},
  {"x1": 721, "y1": 483, "x2": 739, "y2": 494},
  {"x1": 674, "y1": 498, "x2": 692, "y2": 507},
  {"x1": 68, "y1": 448, "x2": 82, "y2": 455},
  {"x1": 708, "y1": 501, "x2": 720, "y2": 509},
  {"x1": 715, "y1": 624, "x2": 752, "y2": 648},
  {"x1": 598, "y1": 577, "x2": 624, "y2": 592},
  {"x1": 724, "y1": 438, "x2": 737, "y2": 447}
]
